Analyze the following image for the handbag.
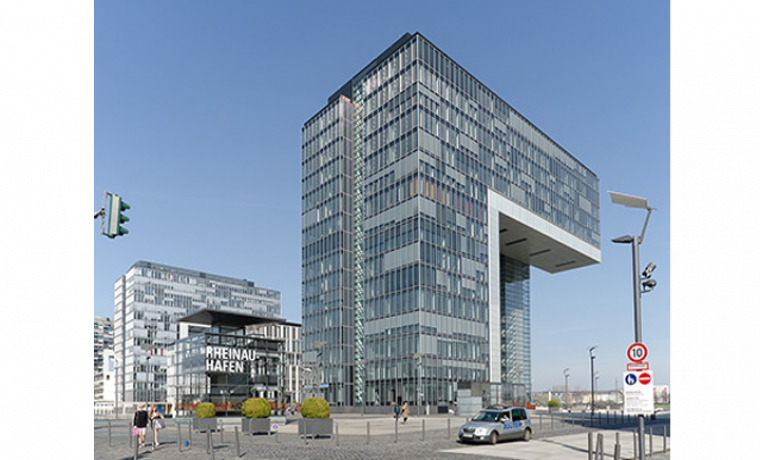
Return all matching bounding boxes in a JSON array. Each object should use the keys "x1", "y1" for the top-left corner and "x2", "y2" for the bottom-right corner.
[
  {"x1": 155, "y1": 418, "x2": 166, "y2": 429},
  {"x1": 133, "y1": 426, "x2": 138, "y2": 436}
]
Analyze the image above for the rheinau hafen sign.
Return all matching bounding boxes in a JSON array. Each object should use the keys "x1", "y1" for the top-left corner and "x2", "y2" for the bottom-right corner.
[
  {"x1": 623, "y1": 371, "x2": 654, "y2": 415},
  {"x1": 206, "y1": 345, "x2": 257, "y2": 373}
]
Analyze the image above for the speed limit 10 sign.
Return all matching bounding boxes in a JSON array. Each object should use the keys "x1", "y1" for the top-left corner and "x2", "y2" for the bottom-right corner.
[{"x1": 627, "y1": 343, "x2": 648, "y2": 362}]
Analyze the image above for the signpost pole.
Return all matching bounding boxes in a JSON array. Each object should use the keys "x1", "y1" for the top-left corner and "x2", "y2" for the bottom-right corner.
[{"x1": 631, "y1": 237, "x2": 646, "y2": 460}]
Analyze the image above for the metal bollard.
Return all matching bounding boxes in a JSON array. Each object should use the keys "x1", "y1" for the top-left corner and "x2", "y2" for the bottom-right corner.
[
  {"x1": 206, "y1": 428, "x2": 211, "y2": 454},
  {"x1": 596, "y1": 433, "x2": 603, "y2": 460},
  {"x1": 336, "y1": 423, "x2": 339, "y2": 446},
  {"x1": 587, "y1": 432, "x2": 593, "y2": 460},
  {"x1": 188, "y1": 421, "x2": 192, "y2": 446},
  {"x1": 447, "y1": 418, "x2": 451, "y2": 439},
  {"x1": 209, "y1": 428, "x2": 215, "y2": 460},
  {"x1": 633, "y1": 431, "x2": 637, "y2": 459},
  {"x1": 133, "y1": 431, "x2": 139, "y2": 460},
  {"x1": 177, "y1": 423, "x2": 182, "y2": 453},
  {"x1": 129, "y1": 421, "x2": 133, "y2": 448},
  {"x1": 276, "y1": 427, "x2": 279, "y2": 443},
  {"x1": 235, "y1": 426, "x2": 240, "y2": 458},
  {"x1": 422, "y1": 419, "x2": 425, "y2": 442},
  {"x1": 663, "y1": 425, "x2": 667, "y2": 453},
  {"x1": 551, "y1": 414, "x2": 554, "y2": 431},
  {"x1": 367, "y1": 421, "x2": 370, "y2": 444},
  {"x1": 539, "y1": 414, "x2": 542, "y2": 431},
  {"x1": 221, "y1": 425, "x2": 224, "y2": 443},
  {"x1": 614, "y1": 433, "x2": 621, "y2": 460},
  {"x1": 108, "y1": 421, "x2": 112, "y2": 447},
  {"x1": 649, "y1": 427, "x2": 653, "y2": 456},
  {"x1": 394, "y1": 417, "x2": 398, "y2": 443}
]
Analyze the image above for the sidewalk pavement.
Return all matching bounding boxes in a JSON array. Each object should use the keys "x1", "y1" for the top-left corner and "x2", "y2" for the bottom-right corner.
[{"x1": 95, "y1": 413, "x2": 669, "y2": 460}]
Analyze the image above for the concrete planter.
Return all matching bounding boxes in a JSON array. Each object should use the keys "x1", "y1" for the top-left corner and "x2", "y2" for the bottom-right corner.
[
  {"x1": 192, "y1": 418, "x2": 218, "y2": 433},
  {"x1": 242, "y1": 418, "x2": 271, "y2": 434},
  {"x1": 298, "y1": 418, "x2": 333, "y2": 438}
]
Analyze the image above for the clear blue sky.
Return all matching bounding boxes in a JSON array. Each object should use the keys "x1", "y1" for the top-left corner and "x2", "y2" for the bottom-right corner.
[{"x1": 94, "y1": 1, "x2": 670, "y2": 392}]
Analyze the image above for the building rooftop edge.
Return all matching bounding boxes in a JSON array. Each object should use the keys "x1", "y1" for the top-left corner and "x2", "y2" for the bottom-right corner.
[{"x1": 128, "y1": 260, "x2": 280, "y2": 294}]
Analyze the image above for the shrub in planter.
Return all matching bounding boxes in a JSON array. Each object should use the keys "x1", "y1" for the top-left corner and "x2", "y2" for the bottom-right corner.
[
  {"x1": 241, "y1": 398, "x2": 272, "y2": 434},
  {"x1": 298, "y1": 398, "x2": 332, "y2": 438},
  {"x1": 300, "y1": 398, "x2": 330, "y2": 419},
  {"x1": 193, "y1": 402, "x2": 217, "y2": 432},
  {"x1": 242, "y1": 398, "x2": 271, "y2": 419}
]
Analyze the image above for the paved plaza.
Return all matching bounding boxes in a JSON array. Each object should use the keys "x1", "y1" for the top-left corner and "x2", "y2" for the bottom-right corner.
[{"x1": 94, "y1": 412, "x2": 669, "y2": 460}]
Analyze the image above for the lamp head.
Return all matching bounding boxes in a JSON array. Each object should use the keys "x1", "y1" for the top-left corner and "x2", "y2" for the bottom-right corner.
[
  {"x1": 612, "y1": 235, "x2": 635, "y2": 244},
  {"x1": 642, "y1": 262, "x2": 657, "y2": 278}
]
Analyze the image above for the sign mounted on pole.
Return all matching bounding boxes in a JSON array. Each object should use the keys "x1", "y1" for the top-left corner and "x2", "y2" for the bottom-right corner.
[
  {"x1": 623, "y1": 371, "x2": 654, "y2": 415},
  {"x1": 626, "y1": 361, "x2": 650, "y2": 371},
  {"x1": 627, "y1": 343, "x2": 648, "y2": 362}
]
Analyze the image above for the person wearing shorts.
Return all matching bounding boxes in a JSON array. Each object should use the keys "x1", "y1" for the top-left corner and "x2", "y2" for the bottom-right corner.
[{"x1": 133, "y1": 403, "x2": 149, "y2": 447}]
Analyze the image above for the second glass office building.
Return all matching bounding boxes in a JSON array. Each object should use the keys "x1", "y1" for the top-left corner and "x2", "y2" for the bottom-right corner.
[{"x1": 301, "y1": 33, "x2": 601, "y2": 408}]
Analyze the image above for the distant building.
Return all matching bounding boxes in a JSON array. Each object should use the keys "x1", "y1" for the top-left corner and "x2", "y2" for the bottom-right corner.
[
  {"x1": 114, "y1": 261, "x2": 282, "y2": 403},
  {"x1": 94, "y1": 316, "x2": 113, "y2": 400}
]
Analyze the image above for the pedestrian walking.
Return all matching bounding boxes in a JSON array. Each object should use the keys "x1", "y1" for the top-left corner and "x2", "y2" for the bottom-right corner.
[
  {"x1": 150, "y1": 404, "x2": 165, "y2": 446},
  {"x1": 394, "y1": 402, "x2": 400, "y2": 420},
  {"x1": 133, "y1": 403, "x2": 149, "y2": 447},
  {"x1": 401, "y1": 401, "x2": 409, "y2": 425}
]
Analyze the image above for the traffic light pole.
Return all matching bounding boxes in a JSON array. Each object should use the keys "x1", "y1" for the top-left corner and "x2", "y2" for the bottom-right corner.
[{"x1": 631, "y1": 235, "x2": 645, "y2": 460}]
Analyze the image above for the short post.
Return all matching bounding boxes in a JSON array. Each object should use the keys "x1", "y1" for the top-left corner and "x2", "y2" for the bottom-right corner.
[
  {"x1": 276, "y1": 427, "x2": 279, "y2": 443},
  {"x1": 633, "y1": 431, "x2": 637, "y2": 459},
  {"x1": 129, "y1": 421, "x2": 133, "y2": 448},
  {"x1": 614, "y1": 432, "x2": 621, "y2": 460},
  {"x1": 663, "y1": 425, "x2": 667, "y2": 453},
  {"x1": 220, "y1": 424, "x2": 224, "y2": 443},
  {"x1": 108, "y1": 421, "x2": 112, "y2": 447},
  {"x1": 188, "y1": 421, "x2": 192, "y2": 446},
  {"x1": 367, "y1": 421, "x2": 371, "y2": 444},
  {"x1": 551, "y1": 414, "x2": 554, "y2": 431},
  {"x1": 209, "y1": 428, "x2": 215, "y2": 460},
  {"x1": 539, "y1": 413, "x2": 542, "y2": 432},
  {"x1": 649, "y1": 426, "x2": 653, "y2": 457},
  {"x1": 447, "y1": 418, "x2": 451, "y2": 439},
  {"x1": 177, "y1": 423, "x2": 182, "y2": 453},
  {"x1": 235, "y1": 426, "x2": 240, "y2": 457},
  {"x1": 422, "y1": 419, "x2": 425, "y2": 441},
  {"x1": 587, "y1": 432, "x2": 593, "y2": 460},
  {"x1": 394, "y1": 416, "x2": 398, "y2": 443},
  {"x1": 336, "y1": 423, "x2": 340, "y2": 446},
  {"x1": 206, "y1": 428, "x2": 211, "y2": 454},
  {"x1": 133, "y1": 431, "x2": 139, "y2": 460},
  {"x1": 596, "y1": 433, "x2": 604, "y2": 460}
]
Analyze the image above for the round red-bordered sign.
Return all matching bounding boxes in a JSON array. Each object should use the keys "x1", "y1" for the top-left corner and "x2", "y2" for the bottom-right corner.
[
  {"x1": 627, "y1": 343, "x2": 648, "y2": 362},
  {"x1": 639, "y1": 372, "x2": 652, "y2": 385}
]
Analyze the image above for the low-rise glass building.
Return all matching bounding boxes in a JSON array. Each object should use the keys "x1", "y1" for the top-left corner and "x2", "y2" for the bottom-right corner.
[{"x1": 168, "y1": 309, "x2": 287, "y2": 416}]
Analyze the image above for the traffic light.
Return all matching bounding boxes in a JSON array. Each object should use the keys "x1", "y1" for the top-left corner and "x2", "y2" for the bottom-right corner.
[{"x1": 103, "y1": 192, "x2": 130, "y2": 238}]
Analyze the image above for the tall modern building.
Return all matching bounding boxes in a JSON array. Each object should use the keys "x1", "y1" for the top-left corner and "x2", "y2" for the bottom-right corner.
[
  {"x1": 94, "y1": 316, "x2": 114, "y2": 400},
  {"x1": 301, "y1": 33, "x2": 601, "y2": 408},
  {"x1": 114, "y1": 261, "x2": 282, "y2": 403}
]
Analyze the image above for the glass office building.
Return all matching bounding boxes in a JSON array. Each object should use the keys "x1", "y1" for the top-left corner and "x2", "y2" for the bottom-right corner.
[{"x1": 301, "y1": 33, "x2": 601, "y2": 408}]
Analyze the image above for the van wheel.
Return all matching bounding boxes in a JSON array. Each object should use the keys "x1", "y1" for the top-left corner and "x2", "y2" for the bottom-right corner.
[
  {"x1": 490, "y1": 431, "x2": 498, "y2": 444},
  {"x1": 523, "y1": 428, "x2": 532, "y2": 442}
]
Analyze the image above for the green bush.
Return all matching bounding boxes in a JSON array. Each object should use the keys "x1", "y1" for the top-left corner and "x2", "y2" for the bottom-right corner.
[
  {"x1": 547, "y1": 399, "x2": 561, "y2": 408},
  {"x1": 300, "y1": 398, "x2": 330, "y2": 419},
  {"x1": 195, "y1": 402, "x2": 216, "y2": 418},
  {"x1": 242, "y1": 398, "x2": 271, "y2": 419}
]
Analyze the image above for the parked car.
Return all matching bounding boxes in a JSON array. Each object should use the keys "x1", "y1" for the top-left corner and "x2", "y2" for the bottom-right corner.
[{"x1": 458, "y1": 406, "x2": 532, "y2": 444}]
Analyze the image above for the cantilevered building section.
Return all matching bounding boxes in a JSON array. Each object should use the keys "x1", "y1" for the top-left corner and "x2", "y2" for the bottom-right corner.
[{"x1": 301, "y1": 32, "x2": 600, "y2": 408}]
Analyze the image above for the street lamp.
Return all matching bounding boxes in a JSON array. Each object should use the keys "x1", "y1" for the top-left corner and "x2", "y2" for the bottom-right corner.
[
  {"x1": 609, "y1": 190, "x2": 657, "y2": 460},
  {"x1": 563, "y1": 368, "x2": 570, "y2": 410},
  {"x1": 588, "y1": 346, "x2": 597, "y2": 416}
]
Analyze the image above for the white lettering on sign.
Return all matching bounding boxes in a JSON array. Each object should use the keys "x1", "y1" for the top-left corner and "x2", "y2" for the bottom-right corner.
[{"x1": 205, "y1": 346, "x2": 257, "y2": 374}]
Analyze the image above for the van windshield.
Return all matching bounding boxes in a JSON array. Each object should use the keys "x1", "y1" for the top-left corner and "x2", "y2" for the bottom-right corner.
[{"x1": 471, "y1": 411, "x2": 499, "y2": 422}]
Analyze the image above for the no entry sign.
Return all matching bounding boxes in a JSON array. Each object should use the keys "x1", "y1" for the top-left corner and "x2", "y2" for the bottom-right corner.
[
  {"x1": 639, "y1": 372, "x2": 652, "y2": 385},
  {"x1": 627, "y1": 343, "x2": 648, "y2": 362}
]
